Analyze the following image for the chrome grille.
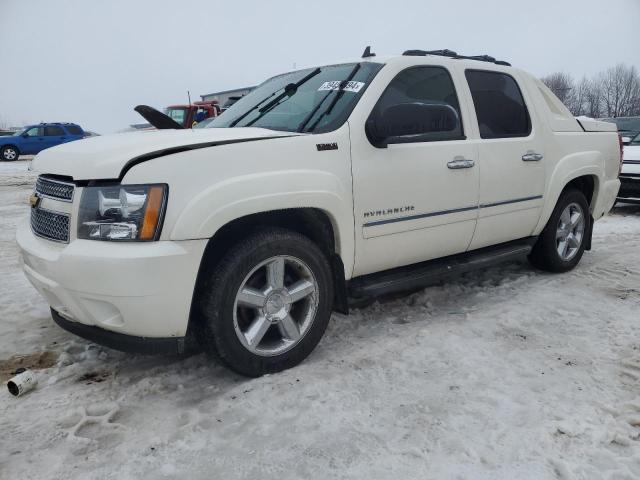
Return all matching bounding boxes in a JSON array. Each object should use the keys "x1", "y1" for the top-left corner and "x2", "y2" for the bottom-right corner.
[
  {"x1": 35, "y1": 176, "x2": 75, "y2": 201},
  {"x1": 31, "y1": 208, "x2": 70, "y2": 243}
]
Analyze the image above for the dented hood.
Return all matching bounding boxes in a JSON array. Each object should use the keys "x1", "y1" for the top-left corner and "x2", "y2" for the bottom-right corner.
[{"x1": 32, "y1": 127, "x2": 298, "y2": 180}]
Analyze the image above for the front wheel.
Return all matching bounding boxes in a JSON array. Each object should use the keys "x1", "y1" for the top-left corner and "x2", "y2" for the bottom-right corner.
[
  {"x1": 196, "y1": 228, "x2": 334, "y2": 377},
  {"x1": 1, "y1": 146, "x2": 19, "y2": 161},
  {"x1": 529, "y1": 189, "x2": 589, "y2": 272}
]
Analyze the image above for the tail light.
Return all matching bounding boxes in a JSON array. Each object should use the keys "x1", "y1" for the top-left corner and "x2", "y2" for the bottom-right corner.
[{"x1": 618, "y1": 133, "x2": 624, "y2": 177}]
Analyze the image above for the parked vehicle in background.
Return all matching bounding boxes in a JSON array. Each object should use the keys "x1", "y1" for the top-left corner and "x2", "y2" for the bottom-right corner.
[
  {"x1": 0, "y1": 129, "x2": 18, "y2": 137},
  {"x1": 19, "y1": 49, "x2": 621, "y2": 376},
  {"x1": 1, "y1": 123, "x2": 85, "y2": 161},
  {"x1": 618, "y1": 132, "x2": 640, "y2": 204},
  {"x1": 601, "y1": 116, "x2": 640, "y2": 145},
  {"x1": 83, "y1": 131, "x2": 100, "y2": 138},
  {"x1": 164, "y1": 100, "x2": 220, "y2": 128}
]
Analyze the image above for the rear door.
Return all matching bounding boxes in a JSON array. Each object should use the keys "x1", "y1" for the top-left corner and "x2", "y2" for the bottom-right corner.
[
  {"x1": 43, "y1": 125, "x2": 68, "y2": 149},
  {"x1": 463, "y1": 69, "x2": 545, "y2": 250}
]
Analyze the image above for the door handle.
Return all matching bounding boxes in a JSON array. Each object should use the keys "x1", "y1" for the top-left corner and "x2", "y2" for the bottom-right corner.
[
  {"x1": 447, "y1": 158, "x2": 475, "y2": 169},
  {"x1": 522, "y1": 151, "x2": 543, "y2": 162}
]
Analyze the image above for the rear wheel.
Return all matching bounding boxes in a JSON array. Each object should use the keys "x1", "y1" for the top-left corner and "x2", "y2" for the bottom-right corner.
[
  {"x1": 196, "y1": 228, "x2": 334, "y2": 377},
  {"x1": 2, "y1": 146, "x2": 19, "y2": 161},
  {"x1": 529, "y1": 189, "x2": 589, "y2": 272}
]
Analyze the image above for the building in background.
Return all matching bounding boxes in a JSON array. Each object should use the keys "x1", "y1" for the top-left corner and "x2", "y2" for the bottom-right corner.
[{"x1": 201, "y1": 86, "x2": 254, "y2": 110}]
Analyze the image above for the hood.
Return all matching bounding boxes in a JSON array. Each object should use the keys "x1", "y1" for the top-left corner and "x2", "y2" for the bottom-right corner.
[
  {"x1": 134, "y1": 105, "x2": 185, "y2": 130},
  {"x1": 32, "y1": 127, "x2": 299, "y2": 180}
]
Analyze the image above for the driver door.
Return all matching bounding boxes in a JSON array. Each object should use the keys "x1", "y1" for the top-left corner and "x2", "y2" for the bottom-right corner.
[
  {"x1": 350, "y1": 65, "x2": 479, "y2": 276},
  {"x1": 20, "y1": 126, "x2": 45, "y2": 154}
]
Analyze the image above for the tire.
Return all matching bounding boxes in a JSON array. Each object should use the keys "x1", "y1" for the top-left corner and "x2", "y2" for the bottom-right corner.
[
  {"x1": 1, "y1": 146, "x2": 19, "y2": 161},
  {"x1": 196, "y1": 228, "x2": 334, "y2": 377},
  {"x1": 529, "y1": 188, "x2": 590, "y2": 273}
]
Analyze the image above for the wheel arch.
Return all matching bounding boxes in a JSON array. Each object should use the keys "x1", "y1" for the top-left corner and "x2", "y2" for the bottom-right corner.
[
  {"x1": 1, "y1": 144, "x2": 20, "y2": 158},
  {"x1": 189, "y1": 208, "x2": 350, "y2": 323},
  {"x1": 534, "y1": 151, "x2": 603, "y2": 235}
]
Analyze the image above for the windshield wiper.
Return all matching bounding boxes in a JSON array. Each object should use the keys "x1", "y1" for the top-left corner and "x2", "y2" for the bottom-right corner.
[
  {"x1": 299, "y1": 63, "x2": 361, "y2": 133},
  {"x1": 230, "y1": 68, "x2": 321, "y2": 128}
]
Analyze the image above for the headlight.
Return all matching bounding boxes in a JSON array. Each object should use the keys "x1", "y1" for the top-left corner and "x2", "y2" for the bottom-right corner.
[{"x1": 78, "y1": 184, "x2": 167, "y2": 241}]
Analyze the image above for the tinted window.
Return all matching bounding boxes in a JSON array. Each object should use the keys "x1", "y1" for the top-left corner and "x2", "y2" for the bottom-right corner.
[
  {"x1": 65, "y1": 125, "x2": 83, "y2": 135},
  {"x1": 465, "y1": 70, "x2": 531, "y2": 138},
  {"x1": 44, "y1": 126, "x2": 65, "y2": 136},
  {"x1": 370, "y1": 66, "x2": 464, "y2": 143}
]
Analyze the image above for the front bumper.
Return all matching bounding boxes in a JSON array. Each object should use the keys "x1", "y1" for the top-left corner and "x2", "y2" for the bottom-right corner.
[
  {"x1": 51, "y1": 308, "x2": 188, "y2": 354},
  {"x1": 17, "y1": 221, "x2": 207, "y2": 343}
]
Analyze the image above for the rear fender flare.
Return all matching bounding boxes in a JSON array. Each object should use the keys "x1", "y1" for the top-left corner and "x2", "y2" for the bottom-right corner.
[{"x1": 533, "y1": 151, "x2": 602, "y2": 234}]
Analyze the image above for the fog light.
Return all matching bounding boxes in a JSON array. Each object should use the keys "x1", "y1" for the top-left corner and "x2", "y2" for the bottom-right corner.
[{"x1": 86, "y1": 222, "x2": 138, "y2": 240}]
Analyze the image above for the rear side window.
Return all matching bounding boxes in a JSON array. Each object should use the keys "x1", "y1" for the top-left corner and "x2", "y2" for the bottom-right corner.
[
  {"x1": 65, "y1": 125, "x2": 83, "y2": 135},
  {"x1": 370, "y1": 66, "x2": 464, "y2": 143},
  {"x1": 465, "y1": 70, "x2": 531, "y2": 139},
  {"x1": 44, "y1": 126, "x2": 65, "y2": 136}
]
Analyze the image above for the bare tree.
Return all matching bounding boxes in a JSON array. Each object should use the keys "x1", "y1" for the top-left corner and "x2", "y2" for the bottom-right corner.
[
  {"x1": 571, "y1": 77, "x2": 589, "y2": 116},
  {"x1": 578, "y1": 77, "x2": 604, "y2": 118},
  {"x1": 599, "y1": 64, "x2": 640, "y2": 117},
  {"x1": 541, "y1": 72, "x2": 576, "y2": 108},
  {"x1": 541, "y1": 64, "x2": 640, "y2": 118}
]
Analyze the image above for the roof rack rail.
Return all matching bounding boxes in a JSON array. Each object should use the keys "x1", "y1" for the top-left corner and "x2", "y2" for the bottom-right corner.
[{"x1": 402, "y1": 49, "x2": 511, "y2": 67}]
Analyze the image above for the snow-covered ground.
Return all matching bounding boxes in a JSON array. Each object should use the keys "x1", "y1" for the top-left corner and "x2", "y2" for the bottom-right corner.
[{"x1": 1, "y1": 161, "x2": 640, "y2": 479}]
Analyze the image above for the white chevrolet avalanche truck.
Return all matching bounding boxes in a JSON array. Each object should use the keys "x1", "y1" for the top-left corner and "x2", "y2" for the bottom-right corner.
[{"x1": 17, "y1": 49, "x2": 621, "y2": 376}]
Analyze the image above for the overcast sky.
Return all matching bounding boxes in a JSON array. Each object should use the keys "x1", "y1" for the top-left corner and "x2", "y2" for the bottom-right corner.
[{"x1": 1, "y1": 0, "x2": 638, "y2": 134}]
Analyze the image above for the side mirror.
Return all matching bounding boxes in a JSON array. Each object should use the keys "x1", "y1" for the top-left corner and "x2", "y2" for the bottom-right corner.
[
  {"x1": 366, "y1": 102, "x2": 461, "y2": 147},
  {"x1": 22, "y1": 134, "x2": 29, "y2": 138},
  {"x1": 621, "y1": 136, "x2": 632, "y2": 145}
]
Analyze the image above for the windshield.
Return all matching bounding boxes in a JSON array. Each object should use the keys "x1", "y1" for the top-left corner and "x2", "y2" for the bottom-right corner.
[
  {"x1": 164, "y1": 107, "x2": 188, "y2": 127},
  {"x1": 207, "y1": 62, "x2": 383, "y2": 133}
]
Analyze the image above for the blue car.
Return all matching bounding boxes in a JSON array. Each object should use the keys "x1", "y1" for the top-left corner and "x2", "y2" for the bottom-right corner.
[{"x1": 1, "y1": 123, "x2": 85, "y2": 161}]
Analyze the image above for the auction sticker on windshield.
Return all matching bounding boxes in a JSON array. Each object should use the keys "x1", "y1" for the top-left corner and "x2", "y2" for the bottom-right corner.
[{"x1": 318, "y1": 81, "x2": 365, "y2": 93}]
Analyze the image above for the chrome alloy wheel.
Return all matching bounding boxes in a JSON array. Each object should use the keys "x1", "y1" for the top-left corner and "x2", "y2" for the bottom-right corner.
[
  {"x1": 556, "y1": 202, "x2": 585, "y2": 261},
  {"x1": 233, "y1": 255, "x2": 319, "y2": 356}
]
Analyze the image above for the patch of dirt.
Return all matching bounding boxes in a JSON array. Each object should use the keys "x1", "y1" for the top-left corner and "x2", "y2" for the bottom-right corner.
[{"x1": 0, "y1": 350, "x2": 59, "y2": 381}]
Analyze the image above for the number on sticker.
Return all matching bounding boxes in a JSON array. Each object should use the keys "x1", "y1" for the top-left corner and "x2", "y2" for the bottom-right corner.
[{"x1": 318, "y1": 81, "x2": 365, "y2": 93}]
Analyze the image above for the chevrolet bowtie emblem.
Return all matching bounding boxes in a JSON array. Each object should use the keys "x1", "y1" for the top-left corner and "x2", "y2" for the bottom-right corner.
[{"x1": 29, "y1": 193, "x2": 40, "y2": 208}]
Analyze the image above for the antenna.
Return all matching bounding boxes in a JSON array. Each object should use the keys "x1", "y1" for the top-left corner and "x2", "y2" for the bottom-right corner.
[
  {"x1": 361, "y1": 46, "x2": 375, "y2": 58},
  {"x1": 187, "y1": 90, "x2": 192, "y2": 107}
]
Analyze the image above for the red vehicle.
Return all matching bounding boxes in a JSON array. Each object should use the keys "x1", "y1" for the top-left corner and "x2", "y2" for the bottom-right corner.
[{"x1": 164, "y1": 100, "x2": 220, "y2": 128}]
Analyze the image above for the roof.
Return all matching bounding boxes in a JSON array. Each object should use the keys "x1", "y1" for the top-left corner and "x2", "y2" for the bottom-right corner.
[
  {"x1": 268, "y1": 50, "x2": 517, "y2": 80},
  {"x1": 29, "y1": 122, "x2": 81, "y2": 127}
]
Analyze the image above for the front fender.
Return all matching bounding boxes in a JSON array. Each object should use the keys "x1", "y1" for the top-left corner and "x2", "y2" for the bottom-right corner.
[
  {"x1": 170, "y1": 169, "x2": 354, "y2": 271},
  {"x1": 533, "y1": 151, "x2": 603, "y2": 234}
]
